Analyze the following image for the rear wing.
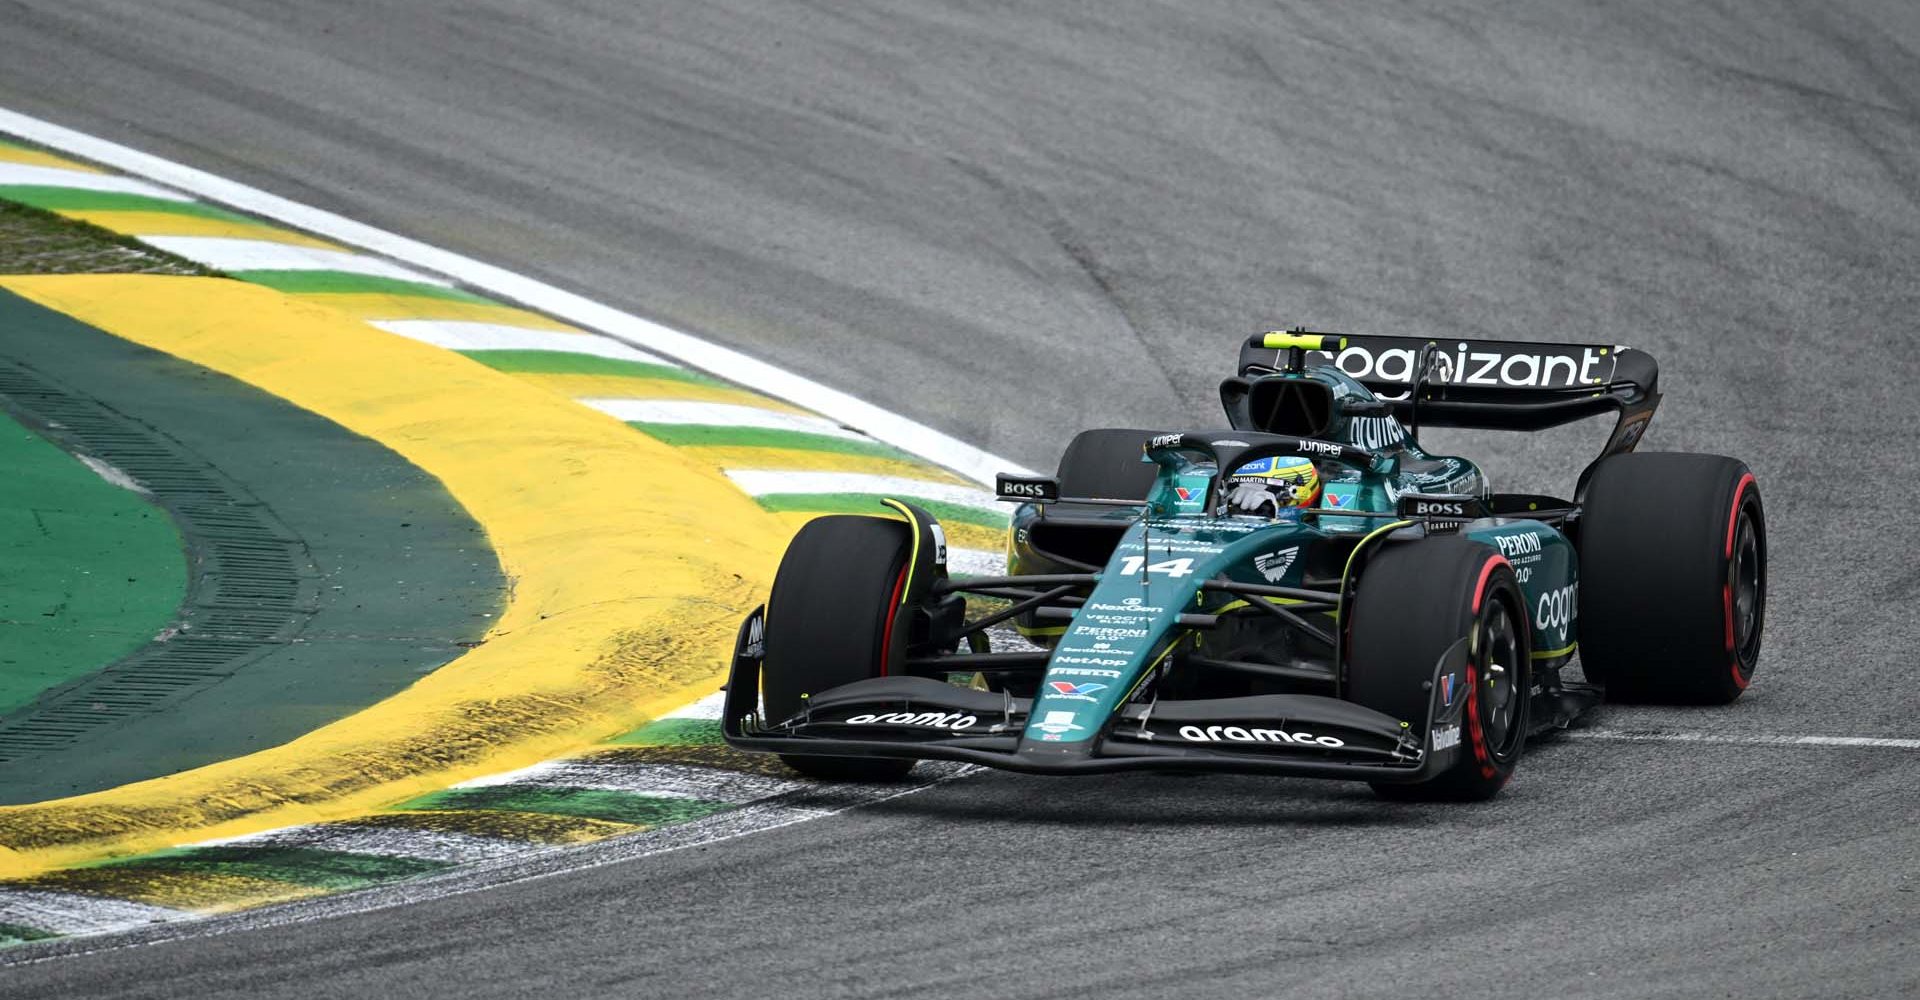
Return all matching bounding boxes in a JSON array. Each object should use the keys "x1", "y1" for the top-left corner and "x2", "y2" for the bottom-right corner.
[{"x1": 1237, "y1": 330, "x2": 1661, "y2": 486}]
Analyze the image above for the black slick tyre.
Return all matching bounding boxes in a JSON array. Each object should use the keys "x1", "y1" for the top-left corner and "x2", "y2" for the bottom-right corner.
[
  {"x1": 762, "y1": 515, "x2": 918, "y2": 781},
  {"x1": 1349, "y1": 537, "x2": 1530, "y2": 802},
  {"x1": 1579, "y1": 453, "x2": 1765, "y2": 704}
]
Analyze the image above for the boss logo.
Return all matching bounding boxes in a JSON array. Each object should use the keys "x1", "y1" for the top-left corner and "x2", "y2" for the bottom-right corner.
[
  {"x1": 1416, "y1": 500, "x2": 1466, "y2": 515},
  {"x1": 995, "y1": 475, "x2": 1059, "y2": 502}
]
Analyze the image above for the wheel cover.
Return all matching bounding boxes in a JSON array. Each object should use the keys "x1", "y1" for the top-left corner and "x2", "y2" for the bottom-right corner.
[
  {"x1": 1477, "y1": 600, "x2": 1523, "y2": 762},
  {"x1": 1731, "y1": 511, "x2": 1765, "y2": 668}
]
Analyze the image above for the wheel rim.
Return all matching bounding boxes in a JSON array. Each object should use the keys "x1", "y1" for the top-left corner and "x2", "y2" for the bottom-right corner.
[
  {"x1": 1731, "y1": 509, "x2": 1764, "y2": 669},
  {"x1": 1476, "y1": 600, "x2": 1523, "y2": 762}
]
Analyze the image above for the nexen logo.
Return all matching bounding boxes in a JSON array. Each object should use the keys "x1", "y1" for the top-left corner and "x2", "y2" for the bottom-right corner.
[{"x1": 1177, "y1": 725, "x2": 1345, "y2": 748}]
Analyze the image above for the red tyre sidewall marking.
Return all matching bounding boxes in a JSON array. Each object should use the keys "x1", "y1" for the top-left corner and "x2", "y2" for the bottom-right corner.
[
  {"x1": 1724, "y1": 473, "x2": 1755, "y2": 689},
  {"x1": 877, "y1": 563, "x2": 908, "y2": 676},
  {"x1": 1467, "y1": 555, "x2": 1512, "y2": 779}
]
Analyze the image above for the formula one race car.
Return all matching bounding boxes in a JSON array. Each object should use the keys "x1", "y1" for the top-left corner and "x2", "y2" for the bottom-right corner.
[{"x1": 722, "y1": 331, "x2": 1766, "y2": 800}]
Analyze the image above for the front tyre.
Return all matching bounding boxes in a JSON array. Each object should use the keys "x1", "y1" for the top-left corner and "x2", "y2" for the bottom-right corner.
[
  {"x1": 762, "y1": 515, "x2": 919, "y2": 781},
  {"x1": 1579, "y1": 454, "x2": 1765, "y2": 704},
  {"x1": 1349, "y1": 537, "x2": 1530, "y2": 802}
]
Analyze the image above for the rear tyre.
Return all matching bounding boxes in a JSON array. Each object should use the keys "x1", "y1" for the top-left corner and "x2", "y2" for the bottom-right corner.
[
  {"x1": 1579, "y1": 453, "x2": 1765, "y2": 704},
  {"x1": 762, "y1": 515, "x2": 919, "y2": 781},
  {"x1": 1349, "y1": 537, "x2": 1529, "y2": 802}
]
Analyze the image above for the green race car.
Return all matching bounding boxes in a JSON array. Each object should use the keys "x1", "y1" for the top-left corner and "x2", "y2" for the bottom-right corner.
[{"x1": 722, "y1": 331, "x2": 1766, "y2": 800}]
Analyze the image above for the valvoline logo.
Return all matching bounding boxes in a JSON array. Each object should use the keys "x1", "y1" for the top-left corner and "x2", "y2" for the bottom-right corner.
[
  {"x1": 1174, "y1": 487, "x2": 1196, "y2": 501},
  {"x1": 1048, "y1": 681, "x2": 1107, "y2": 697}
]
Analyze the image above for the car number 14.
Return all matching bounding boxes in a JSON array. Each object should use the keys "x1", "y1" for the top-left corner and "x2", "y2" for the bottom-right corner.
[{"x1": 1116, "y1": 556, "x2": 1196, "y2": 578}]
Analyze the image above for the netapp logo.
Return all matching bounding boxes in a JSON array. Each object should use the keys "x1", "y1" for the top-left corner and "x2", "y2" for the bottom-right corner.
[
  {"x1": 846, "y1": 711, "x2": 977, "y2": 731},
  {"x1": 1054, "y1": 656, "x2": 1129, "y2": 668},
  {"x1": 1177, "y1": 725, "x2": 1345, "y2": 748}
]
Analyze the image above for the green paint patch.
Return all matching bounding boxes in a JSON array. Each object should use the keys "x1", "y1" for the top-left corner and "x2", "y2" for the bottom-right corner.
[
  {"x1": 755, "y1": 493, "x2": 1008, "y2": 530},
  {"x1": 0, "y1": 186, "x2": 249, "y2": 222},
  {"x1": 606, "y1": 717, "x2": 725, "y2": 746},
  {"x1": 0, "y1": 922, "x2": 57, "y2": 945},
  {"x1": 348, "y1": 810, "x2": 633, "y2": 845},
  {"x1": 398, "y1": 786, "x2": 731, "y2": 827},
  {"x1": 94, "y1": 845, "x2": 448, "y2": 890},
  {"x1": 460, "y1": 349, "x2": 718, "y2": 384},
  {"x1": 230, "y1": 269, "x2": 491, "y2": 303},
  {"x1": 629, "y1": 423, "x2": 906, "y2": 460},
  {"x1": 0, "y1": 408, "x2": 186, "y2": 714},
  {"x1": 0, "y1": 198, "x2": 210, "y2": 276}
]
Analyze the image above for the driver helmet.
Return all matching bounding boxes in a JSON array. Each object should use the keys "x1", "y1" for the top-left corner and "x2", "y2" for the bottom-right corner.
[{"x1": 1221, "y1": 455, "x2": 1321, "y2": 518}]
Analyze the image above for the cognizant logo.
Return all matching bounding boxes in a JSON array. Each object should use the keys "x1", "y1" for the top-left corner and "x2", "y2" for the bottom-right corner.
[{"x1": 1328, "y1": 344, "x2": 1616, "y2": 390}]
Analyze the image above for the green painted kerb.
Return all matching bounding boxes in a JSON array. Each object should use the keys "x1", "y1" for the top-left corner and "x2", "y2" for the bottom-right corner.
[{"x1": 0, "y1": 408, "x2": 185, "y2": 714}]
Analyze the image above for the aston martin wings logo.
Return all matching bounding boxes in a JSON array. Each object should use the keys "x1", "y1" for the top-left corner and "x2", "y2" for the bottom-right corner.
[{"x1": 1254, "y1": 547, "x2": 1299, "y2": 583}]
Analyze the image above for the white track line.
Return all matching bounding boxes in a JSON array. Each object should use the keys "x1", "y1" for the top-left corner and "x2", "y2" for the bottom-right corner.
[
  {"x1": 0, "y1": 891, "x2": 188, "y2": 935},
  {"x1": 0, "y1": 162, "x2": 191, "y2": 200},
  {"x1": 196, "y1": 825, "x2": 533, "y2": 865},
  {"x1": 948, "y1": 547, "x2": 1008, "y2": 577},
  {"x1": 138, "y1": 236, "x2": 449, "y2": 284},
  {"x1": 368, "y1": 320, "x2": 671, "y2": 363},
  {"x1": 584, "y1": 399, "x2": 866, "y2": 440},
  {"x1": 724, "y1": 469, "x2": 1003, "y2": 513},
  {"x1": 1562, "y1": 730, "x2": 1920, "y2": 750},
  {"x1": 0, "y1": 107, "x2": 1033, "y2": 484}
]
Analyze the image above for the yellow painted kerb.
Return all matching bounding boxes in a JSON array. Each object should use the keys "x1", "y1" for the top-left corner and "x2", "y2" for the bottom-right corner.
[{"x1": 0, "y1": 274, "x2": 791, "y2": 878}]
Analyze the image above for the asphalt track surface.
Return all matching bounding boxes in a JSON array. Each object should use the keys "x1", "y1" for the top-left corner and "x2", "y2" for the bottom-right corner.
[{"x1": 2, "y1": 2, "x2": 1917, "y2": 997}]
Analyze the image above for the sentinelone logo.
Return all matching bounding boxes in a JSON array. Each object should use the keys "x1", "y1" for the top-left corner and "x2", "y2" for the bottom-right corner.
[{"x1": 1306, "y1": 342, "x2": 1625, "y2": 392}]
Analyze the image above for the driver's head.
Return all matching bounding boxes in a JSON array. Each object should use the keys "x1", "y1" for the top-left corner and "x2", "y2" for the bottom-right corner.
[{"x1": 1221, "y1": 455, "x2": 1322, "y2": 518}]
